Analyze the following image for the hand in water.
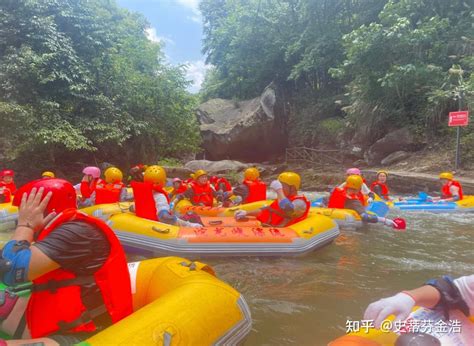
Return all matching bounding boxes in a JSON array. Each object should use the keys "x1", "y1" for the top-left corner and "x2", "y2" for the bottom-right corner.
[{"x1": 364, "y1": 292, "x2": 415, "y2": 329}]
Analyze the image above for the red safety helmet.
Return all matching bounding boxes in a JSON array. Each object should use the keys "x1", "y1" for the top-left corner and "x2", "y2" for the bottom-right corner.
[
  {"x1": 0, "y1": 169, "x2": 15, "y2": 178},
  {"x1": 13, "y1": 179, "x2": 77, "y2": 214}
]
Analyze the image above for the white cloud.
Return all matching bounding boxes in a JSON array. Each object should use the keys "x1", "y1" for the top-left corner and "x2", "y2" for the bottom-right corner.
[
  {"x1": 145, "y1": 27, "x2": 175, "y2": 46},
  {"x1": 177, "y1": 0, "x2": 202, "y2": 23},
  {"x1": 185, "y1": 60, "x2": 211, "y2": 93}
]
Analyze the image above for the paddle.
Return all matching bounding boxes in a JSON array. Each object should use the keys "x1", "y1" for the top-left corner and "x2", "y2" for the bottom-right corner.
[
  {"x1": 366, "y1": 201, "x2": 390, "y2": 217},
  {"x1": 311, "y1": 197, "x2": 324, "y2": 207},
  {"x1": 392, "y1": 217, "x2": 406, "y2": 231},
  {"x1": 418, "y1": 192, "x2": 429, "y2": 202}
]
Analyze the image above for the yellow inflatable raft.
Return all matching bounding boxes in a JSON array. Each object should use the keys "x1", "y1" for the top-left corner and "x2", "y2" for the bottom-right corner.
[
  {"x1": 105, "y1": 212, "x2": 339, "y2": 257},
  {"x1": 0, "y1": 257, "x2": 252, "y2": 345},
  {"x1": 310, "y1": 207, "x2": 363, "y2": 229},
  {"x1": 0, "y1": 203, "x2": 18, "y2": 232}
]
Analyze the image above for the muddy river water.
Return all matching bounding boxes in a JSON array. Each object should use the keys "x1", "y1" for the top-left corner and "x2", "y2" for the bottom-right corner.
[{"x1": 1, "y1": 192, "x2": 473, "y2": 345}]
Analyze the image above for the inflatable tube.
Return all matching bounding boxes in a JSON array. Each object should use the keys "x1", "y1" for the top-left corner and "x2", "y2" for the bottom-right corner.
[
  {"x1": 0, "y1": 257, "x2": 252, "y2": 345},
  {"x1": 389, "y1": 195, "x2": 474, "y2": 213},
  {"x1": 106, "y1": 213, "x2": 339, "y2": 257},
  {"x1": 0, "y1": 203, "x2": 18, "y2": 232},
  {"x1": 310, "y1": 207, "x2": 363, "y2": 229},
  {"x1": 330, "y1": 306, "x2": 474, "y2": 345}
]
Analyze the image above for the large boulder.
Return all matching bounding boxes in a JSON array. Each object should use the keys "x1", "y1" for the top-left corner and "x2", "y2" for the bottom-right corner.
[
  {"x1": 196, "y1": 84, "x2": 287, "y2": 161},
  {"x1": 381, "y1": 151, "x2": 410, "y2": 166},
  {"x1": 185, "y1": 160, "x2": 255, "y2": 174},
  {"x1": 365, "y1": 128, "x2": 419, "y2": 165}
]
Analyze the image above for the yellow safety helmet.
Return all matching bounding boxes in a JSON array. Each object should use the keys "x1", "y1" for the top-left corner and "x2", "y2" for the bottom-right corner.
[
  {"x1": 144, "y1": 165, "x2": 167, "y2": 185},
  {"x1": 278, "y1": 172, "x2": 301, "y2": 190},
  {"x1": 104, "y1": 167, "x2": 123, "y2": 184},
  {"x1": 193, "y1": 169, "x2": 208, "y2": 180},
  {"x1": 346, "y1": 175, "x2": 363, "y2": 190},
  {"x1": 439, "y1": 172, "x2": 454, "y2": 180},
  {"x1": 244, "y1": 167, "x2": 260, "y2": 181},
  {"x1": 41, "y1": 171, "x2": 55, "y2": 178},
  {"x1": 377, "y1": 170, "x2": 389, "y2": 177}
]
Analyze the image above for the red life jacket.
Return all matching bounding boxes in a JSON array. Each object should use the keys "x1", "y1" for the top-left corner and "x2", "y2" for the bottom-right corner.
[
  {"x1": 257, "y1": 195, "x2": 310, "y2": 227},
  {"x1": 442, "y1": 180, "x2": 464, "y2": 200},
  {"x1": 370, "y1": 181, "x2": 390, "y2": 200},
  {"x1": 0, "y1": 183, "x2": 12, "y2": 203},
  {"x1": 95, "y1": 182, "x2": 125, "y2": 204},
  {"x1": 131, "y1": 181, "x2": 170, "y2": 221},
  {"x1": 2, "y1": 182, "x2": 16, "y2": 194},
  {"x1": 328, "y1": 187, "x2": 367, "y2": 209},
  {"x1": 213, "y1": 177, "x2": 232, "y2": 192},
  {"x1": 170, "y1": 184, "x2": 187, "y2": 198},
  {"x1": 26, "y1": 209, "x2": 132, "y2": 338},
  {"x1": 242, "y1": 179, "x2": 267, "y2": 203},
  {"x1": 80, "y1": 178, "x2": 105, "y2": 199},
  {"x1": 190, "y1": 181, "x2": 214, "y2": 207}
]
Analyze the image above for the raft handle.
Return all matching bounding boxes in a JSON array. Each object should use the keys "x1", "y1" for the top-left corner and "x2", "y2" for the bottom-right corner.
[
  {"x1": 208, "y1": 220, "x2": 223, "y2": 225},
  {"x1": 152, "y1": 226, "x2": 170, "y2": 234}
]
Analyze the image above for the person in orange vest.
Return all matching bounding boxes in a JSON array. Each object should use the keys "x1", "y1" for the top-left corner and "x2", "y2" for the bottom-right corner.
[
  {"x1": 92, "y1": 167, "x2": 130, "y2": 204},
  {"x1": 0, "y1": 169, "x2": 17, "y2": 194},
  {"x1": 231, "y1": 167, "x2": 267, "y2": 205},
  {"x1": 41, "y1": 171, "x2": 56, "y2": 179},
  {"x1": 79, "y1": 166, "x2": 105, "y2": 207},
  {"x1": 0, "y1": 178, "x2": 132, "y2": 344},
  {"x1": 0, "y1": 183, "x2": 12, "y2": 203},
  {"x1": 370, "y1": 170, "x2": 391, "y2": 201},
  {"x1": 131, "y1": 166, "x2": 202, "y2": 227},
  {"x1": 234, "y1": 172, "x2": 309, "y2": 227},
  {"x1": 431, "y1": 172, "x2": 464, "y2": 202},
  {"x1": 175, "y1": 170, "x2": 218, "y2": 207},
  {"x1": 210, "y1": 175, "x2": 234, "y2": 206},
  {"x1": 169, "y1": 178, "x2": 187, "y2": 201},
  {"x1": 338, "y1": 168, "x2": 374, "y2": 202},
  {"x1": 329, "y1": 175, "x2": 399, "y2": 228}
]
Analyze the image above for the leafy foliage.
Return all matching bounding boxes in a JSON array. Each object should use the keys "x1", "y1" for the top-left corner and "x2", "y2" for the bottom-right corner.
[{"x1": 0, "y1": 0, "x2": 200, "y2": 178}]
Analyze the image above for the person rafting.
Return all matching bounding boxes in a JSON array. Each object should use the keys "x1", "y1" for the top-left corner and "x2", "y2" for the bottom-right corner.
[
  {"x1": 41, "y1": 171, "x2": 55, "y2": 179},
  {"x1": 0, "y1": 178, "x2": 132, "y2": 344},
  {"x1": 364, "y1": 274, "x2": 473, "y2": 330},
  {"x1": 370, "y1": 170, "x2": 391, "y2": 201},
  {"x1": 175, "y1": 170, "x2": 218, "y2": 207},
  {"x1": 430, "y1": 172, "x2": 464, "y2": 202},
  {"x1": 329, "y1": 175, "x2": 401, "y2": 228},
  {"x1": 234, "y1": 172, "x2": 309, "y2": 227},
  {"x1": 210, "y1": 175, "x2": 234, "y2": 206},
  {"x1": 78, "y1": 166, "x2": 104, "y2": 207},
  {"x1": 92, "y1": 167, "x2": 130, "y2": 204},
  {"x1": 0, "y1": 169, "x2": 17, "y2": 194},
  {"x1": 230, "y1": 167, "x2": 267, "y2": 205},
  {"x1": 131, "y1": 165, "x2": 202, "y2": 227},
  {"x1": 338, "y1": 168, "x2": 374, "y2": 202},
  {"x1": 169, "y1": 177, "x2": 187, "y2": 201}
]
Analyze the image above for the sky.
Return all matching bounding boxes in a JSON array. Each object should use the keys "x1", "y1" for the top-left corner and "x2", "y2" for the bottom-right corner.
[{"x1": 116, "y1": 0, "x2": 210, "y2": 93}]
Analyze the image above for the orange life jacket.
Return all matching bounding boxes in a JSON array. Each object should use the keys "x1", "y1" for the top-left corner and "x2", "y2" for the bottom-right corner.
[
  {"x1": 242, "y1": 179, "x2": 267, "y2": 203},
  {"x1": 442, "y1": 180, "x2": 463, "y2": 200},
  {"x1": 131, "y1": 181, "x2": 170, "y2": 221},
  {"x1": 95, "y1": 182, "x2": 125, "y2": 204},
  {"x1": 190, "y1": 181, "x2": 214, "y2": 207},
  {"x1": 26, "y1": 209, "x2": 132, "y2": 338},
  {"x1": 328, "y1": 187, "x2": 367, "y2": 209},
  {"x1": 80, "y1": 178, "x2": 105, "y2": 199},
  {"x1": 370, "y1": 181, "x2": 390, "y2": 200},
  {"x1": 213, "y1": 177, "x2": 232, "y2": 192},
  {"x1": 257, "y1": 195, "x2": 310, "y2": 227}
]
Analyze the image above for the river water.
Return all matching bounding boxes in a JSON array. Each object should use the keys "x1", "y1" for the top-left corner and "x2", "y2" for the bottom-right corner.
[{"x1": 1, "y1": 193, "x2": 473, "y2": 345}]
